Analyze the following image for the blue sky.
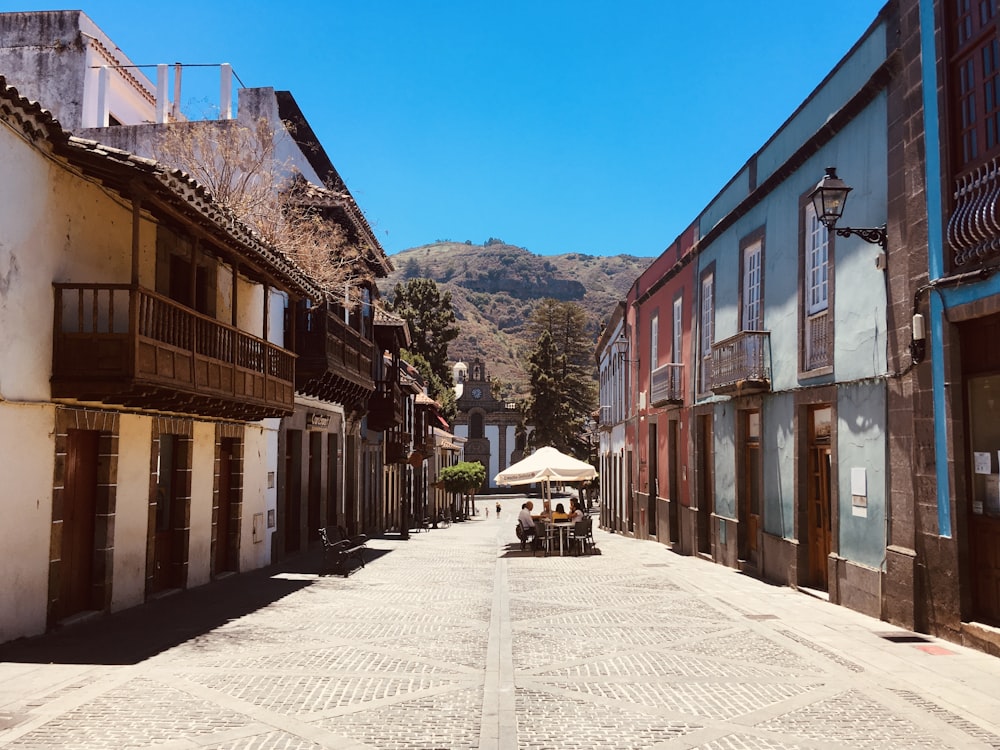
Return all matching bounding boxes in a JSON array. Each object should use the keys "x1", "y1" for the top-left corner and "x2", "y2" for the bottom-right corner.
[{"x1": 5, "y1": 1, "x2": 885, "y2": 257}]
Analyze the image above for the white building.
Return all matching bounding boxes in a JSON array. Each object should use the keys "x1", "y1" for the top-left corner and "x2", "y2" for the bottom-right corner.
[
  {"x1": 595, "y1": 304, "x2": 628, "y2": 532},
  {"x1": 0, "y1": 75, "x2": 322, "y2": 642},
  {"x1": 0, "y1": 9, "x2": 398, "y2": 561}
]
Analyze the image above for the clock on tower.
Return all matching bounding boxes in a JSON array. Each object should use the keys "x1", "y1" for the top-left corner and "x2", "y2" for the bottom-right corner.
[{"x1": 471, "y1": 387, "x2": 483, "y2": 399}]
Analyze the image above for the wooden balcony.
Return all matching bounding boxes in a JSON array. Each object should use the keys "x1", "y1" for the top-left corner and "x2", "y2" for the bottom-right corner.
[
  {"x1": 367, "y1": 381, "x2": 405, "y2": 431},
  {"x1": 709, "y1": 330, "x2": 771, "y2": 395},
  {"x1": 650, "y1": 363, "x2": 684, "y2": 407},
  {"x1": 52, "y1": 284, "x2": 295, "y2": 419},
  {"x1": 384, "y1": 431, "x2": 412, "y2": 464},
  {"x1": 295, "y1": 306, "x2": 375, "y2": 410}
]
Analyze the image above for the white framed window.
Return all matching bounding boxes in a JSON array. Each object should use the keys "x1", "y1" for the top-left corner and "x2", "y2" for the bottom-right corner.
[
  {"x1": 650, "y1": 313, "x2": 659, "y2": 373},
  {"x1": 742, "y1": 240, "x2": 762, "y2": 331},
  {"x1": 700, "y1": 271, "x2": 714, "y2": 393},
  {"x1": 806, "y1": 203, "x2": 829, "y2": 315},
  {"x1": 803, "y1": 202, "x2": 832, "y2": 371},
  {"x1": 672, "y1": 295, "x2": 683, "y2": 363}
]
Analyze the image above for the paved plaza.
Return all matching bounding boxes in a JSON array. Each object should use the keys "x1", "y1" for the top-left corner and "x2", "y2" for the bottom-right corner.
[{"x1": 2, "y1": 500, "x2": 1000, "y2": 750}]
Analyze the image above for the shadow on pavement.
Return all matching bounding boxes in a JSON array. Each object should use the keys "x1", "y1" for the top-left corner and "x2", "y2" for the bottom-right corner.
[{"x1": 0, "y1": 550, "x2": 326, "y2": 666}]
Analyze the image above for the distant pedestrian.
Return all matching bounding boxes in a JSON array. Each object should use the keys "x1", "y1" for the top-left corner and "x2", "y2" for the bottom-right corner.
[
  {"x1": 496, "y1": 501, "x2": 502, "y2": 519},
  {"x1": 485, "y1": 506, "x2": 490, "y2": 519}
]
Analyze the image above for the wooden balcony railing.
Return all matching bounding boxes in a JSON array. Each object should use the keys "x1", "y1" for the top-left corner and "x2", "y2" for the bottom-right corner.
[
  {"x1": 708, "y1": 330, "x2": 770, "y2": 395},
  {"x1": 367, "y1": 381, "x2": 405, "y2": 432},
  {"x1": 52, "y1": 283, "x2": 295, "y2": 419},
  {"x1": 650, "y1": 363, "x2": 683, "y2": 406},
  {"x1": 295, "y1": 306, "x2": 375, "y2": 408}
]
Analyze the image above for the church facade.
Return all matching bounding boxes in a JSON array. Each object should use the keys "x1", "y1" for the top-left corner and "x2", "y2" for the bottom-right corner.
[{"x1": 451, "y1": 359, "x2": 527, "y2": 490}]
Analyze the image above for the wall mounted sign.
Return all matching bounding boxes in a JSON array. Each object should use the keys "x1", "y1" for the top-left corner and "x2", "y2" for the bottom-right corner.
[{"x1": 308, "y1": 412, "x2": 331, "y2": 429}]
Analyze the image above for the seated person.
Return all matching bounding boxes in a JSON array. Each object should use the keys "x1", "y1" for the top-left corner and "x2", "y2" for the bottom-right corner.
[
  {"x1": 551, "y1": 502, "x2": 570, "y2": 521},
  {"x1": 568, "y1": 498, "x2": 585, "y2": 522},
  {"x1": 517, "y1": 501, "x2": 537, "y2": 548}
]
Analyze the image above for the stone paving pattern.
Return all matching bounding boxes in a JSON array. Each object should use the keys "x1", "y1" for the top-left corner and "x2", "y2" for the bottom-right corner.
[{"x1": 3, "y1": 508, "x2": 1000, "y2": 749}]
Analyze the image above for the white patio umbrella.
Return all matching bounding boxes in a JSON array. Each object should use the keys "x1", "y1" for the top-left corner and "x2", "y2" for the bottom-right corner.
[{"x1": 494, "y1": 446, "x2": 597, "y2": 504}]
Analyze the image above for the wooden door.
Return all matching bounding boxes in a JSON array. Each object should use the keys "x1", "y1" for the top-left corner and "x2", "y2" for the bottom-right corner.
[
  {"x1": 345, "y1": 436, "x2": 358, "y2": 535},
  {"x1": 327, "y1": 435, "x2": 340, "y2": 528},
  {"x1": 308, "y1": 432, "x2": 322, "y2": 542},
  {"x1": 740, "y1": 410, "x2": 761, "y2": 565},
  {"x1": 626, "y1": 450, "x2": 634, "y2": 533},
  {"x1": 60, "y1": 429, "x2": 99, "y2": 619},
  {"x1": 648, "y1": 422, "x2": 658, "y2": 538},
  {"x1": 153, "y1": 434, "x2": 179, "y2": 593},
  {"x1": 807, "y1": 446, "x2": 832, "y2": 588},
  {"x1": 696, "y1": 414, "x2": 713, "y2": 555},
  {"x1": 215, "y1": 439, "x2": 236, "y2": 575},
  {"x1": 967, "y1": 373, "x2": 1000, "y2": 623},
  {"x1": 805, "y1": 405, "x2": 832, "y2": 588},
  {"x1": 284, "y1": 430, "x2": 302, "y2": 553},
  {"x1": 970, "y1": 516, "x2": 1000, "y2": 622},
  {"x1": 667, "y1": 421, "x2": 680, "y2": 543}
]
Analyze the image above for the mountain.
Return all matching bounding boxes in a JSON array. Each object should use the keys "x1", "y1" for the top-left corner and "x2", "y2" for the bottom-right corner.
[{"x1": 377, "y1": 241, "x2": 651, "y2": 392}]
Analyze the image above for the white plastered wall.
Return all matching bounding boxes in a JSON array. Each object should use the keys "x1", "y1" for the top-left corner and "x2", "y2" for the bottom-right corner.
[
  {"x1": 0, "y1": 403, "x2": 55, "y2": 642},
  {"x1": 242, "y1": 421, "x2": 276, "y2": 570},
  {"x1": 187, "y1": 421, "x2": 217, "y2": 587},
  {"x1": 110, "y1": 413, "x2": 152, "y2": 611},
  {"x1": 0, "y1": 118, "x2": 137, "y2": 403},
  {"x1": 486, "y1": 425, "x2": 500, "y2": 487}
]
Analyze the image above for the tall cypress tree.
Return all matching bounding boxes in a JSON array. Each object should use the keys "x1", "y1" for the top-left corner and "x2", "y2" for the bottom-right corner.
[
  {"x1": 525, "y1": 300, "x2": 598, "y2": 457},
  {"x1": 388, "y1": 278, "x2": 460, "y2": 387}
]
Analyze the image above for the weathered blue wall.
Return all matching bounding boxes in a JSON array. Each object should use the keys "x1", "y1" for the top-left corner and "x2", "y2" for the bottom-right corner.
[
  {"x1": 837, "y1": 382, "x2": 887, "y2": 569},
  {"x1": 763, "y1": 394, "x2": 795, "y2": 538}
]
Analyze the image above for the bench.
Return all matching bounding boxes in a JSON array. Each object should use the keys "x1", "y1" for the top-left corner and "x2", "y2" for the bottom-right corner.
[{"x1": 319, "y1": 526, "x2": 368, "y2": 576}]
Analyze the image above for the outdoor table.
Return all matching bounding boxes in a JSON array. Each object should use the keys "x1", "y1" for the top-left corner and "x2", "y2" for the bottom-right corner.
[{"x1": 546, "y1": 520, "x2": 573, "y2": 556}]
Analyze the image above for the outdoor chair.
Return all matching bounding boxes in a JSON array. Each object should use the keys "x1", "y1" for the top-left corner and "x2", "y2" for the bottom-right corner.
[
  {"x1": 534, "y1": 522, "x2": 552, "y2": 556},
  {"x1": 515, "y1": 523, "x2": 530, "y2": 551},
  {"x1": 569, "y1": 518, "x2": 595, "y2": 555},
  {"x1": 569, "y1": 520, "x2": 588, "y2": 555}
]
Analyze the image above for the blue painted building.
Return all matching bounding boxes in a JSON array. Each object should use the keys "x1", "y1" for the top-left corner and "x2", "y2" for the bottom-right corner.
[{"x1": 688, "y1": 9, "x2": 896, "y2": 616}]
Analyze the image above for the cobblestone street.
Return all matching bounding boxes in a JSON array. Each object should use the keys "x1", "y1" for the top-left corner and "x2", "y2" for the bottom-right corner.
[{"x1": 3, "y1": 506, "x2": 1000, "y2": 750}]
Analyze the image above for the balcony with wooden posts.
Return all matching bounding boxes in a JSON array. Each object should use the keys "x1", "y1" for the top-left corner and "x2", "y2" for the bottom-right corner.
[
  {"x1": 295, "y1": 304, "x2": 375, "y2": 411},
  {"x1": 708, "y1": 330, "x2": 771, "y2": 395},
  {"x1": 650, "y1": 363, "x2": 684, "y2": 407},
  {"x1": 52, "y1": 283, "x2": 295, "y2": 419},
  {"x1": 367, "y1": 381, "x2": 405, "y2": 431},
  {"x1": 384, "y1": 430, "x2": 412, "y2": 464}
]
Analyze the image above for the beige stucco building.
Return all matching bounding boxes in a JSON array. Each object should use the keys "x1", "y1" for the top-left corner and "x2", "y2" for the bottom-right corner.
[{"x1": 0, "y1": 73, "x2": 325, "y2": 642}]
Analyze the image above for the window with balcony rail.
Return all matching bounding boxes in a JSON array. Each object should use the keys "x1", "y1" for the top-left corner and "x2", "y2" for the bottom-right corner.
[
  {"x1": 709, "y1": 330, "x2": 770, "y2": 394},
  {"x1": 803, "y1": 202, "x2": 832, "y2": 372},
  {"x1": 945, "y1": 0, "x2": 1000, "y2": 267},
  {"x1": 650, "y1": 363, "x2": 683, "y2": 406},
  {"x1": 699, "y1": 268, "x2": 715, "y2": 395}
]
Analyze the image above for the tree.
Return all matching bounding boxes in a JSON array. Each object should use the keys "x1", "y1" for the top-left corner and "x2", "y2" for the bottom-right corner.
[
  {"x1": 402, "y1": 258, "x2": 423, "y2": 279},
  {"x1": 151, "y1": 118, "x2": 372, "y2": 299},
  {"x1": 403, "y1": 349, "x2": 457, "y2": 424},
  {"x1": 525, "y1": 299, "x2": 598, "y2": 458},
  {"x1": 438, "y1": 461, "x2": 487, "y2": 518},
  {"x1": 388, "y1": 278, "x2": 460, "y2": 386}
]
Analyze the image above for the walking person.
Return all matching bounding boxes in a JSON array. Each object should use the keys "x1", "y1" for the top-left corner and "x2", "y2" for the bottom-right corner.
[{"x1": 495, "y1": 501, "x2": 502, "y2": 519}]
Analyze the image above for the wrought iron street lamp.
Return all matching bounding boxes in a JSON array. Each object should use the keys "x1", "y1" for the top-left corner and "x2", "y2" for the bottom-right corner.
[
  {"x1": 811, "y1": 168, "x2": 925, "y2": 364},
  {"x1": 614, "y1": 333, "x2": 639, "y2": 363},
  {"x1": 809, "y1": 167, "x2": 887, "y2": 248}
]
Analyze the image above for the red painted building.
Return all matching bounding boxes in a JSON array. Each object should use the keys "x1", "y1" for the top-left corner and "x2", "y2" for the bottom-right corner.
[{"x1": 620, "y1": 224, "x2": 699, "y2": 546}]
